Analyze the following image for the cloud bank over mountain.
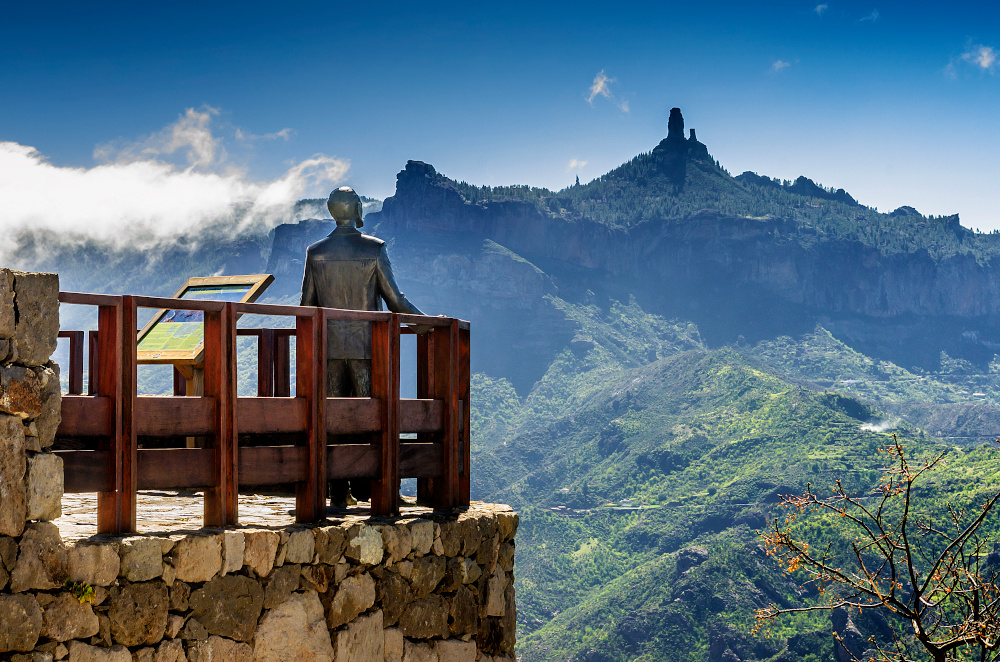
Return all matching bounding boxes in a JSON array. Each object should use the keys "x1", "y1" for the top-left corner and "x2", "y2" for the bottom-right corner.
[{"x1": 0, "y1": 108, "x2": 348, "y2": 253}]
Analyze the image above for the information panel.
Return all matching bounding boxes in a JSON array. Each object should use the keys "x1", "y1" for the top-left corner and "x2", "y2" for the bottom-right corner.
[{"x1": 136, "y1": 275, "x2": 273, "y2": 365}]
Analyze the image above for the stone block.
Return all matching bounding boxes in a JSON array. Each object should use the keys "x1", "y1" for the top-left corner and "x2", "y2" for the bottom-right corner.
[
  {"x1": 458, "y1": 558, "x2": 481, "y2": 585},
  {"x1": 169, "y1": 581, "x2": 190, "y2": 611},
  {"x1": 0, "y1": 269, "x2": 14, "y2": 339},
  {"x1": 0, "y1": 338, "x2": 10, "y2": 362},
  {"x1": 118, "y1": 537, "x2": 163, "y2": 582},
  {"x1": 221, "y1": 530, "x2": 245, "y2": 575},
  {"x1": 254, "y1": 590, "x2": 334, "y2": 662},
  {"x1": 402, "y1": 640, "x2": 437, "y2": 662},
  {"x1": 498, "y1": 542, "x2": 514, "y2": 573},
  {"x1": 34, "y1": 364, "x2": 60, "y2": 449},
  {"x1": 496, "y1": 511, "x2": 518, "y2": 542},
  {"x1": 187, "y1": 635, "x2": 252, "y2": 662},
  {"x1": 154, "y1": 639, "x2": 185, "y2": 662},
  {"x1": 189, "y1": 574, "x2": 264, "y2": 642},
  {"x1": 165, "y1": 616, "x2": 184, "y2": 639},
  {"x1": 398, "y1": 595, "x2": 449, "y2": 639},
  {"x1": 409, "y1": 555, "x2": 445, "y2": 599},
  {"x1": 107, "y1": 581, "x2": 169, "y2": 647},
  {"x1": 345, "y1": 523, "x2": 383, "y2": 565},
  {"x1": 11, "y1": 271, "x2": 59, "y2": 367},
  {"x1": 484, "y1": 569, "x2": 506, "y2": 617},
  {"x1": 170, "y1": 534, "x2": 222, "y2": 583},
  {"x1": 434, "y1": 639, "x2": 476, "y2": 662},
  {"x1": 333, "y1": 609, "x2": 382, "y2": 662},
  {"x1": 284, "y1": 528, "x2": 315, "y2": 564},
  {"x1": 377, "y1": 571, "x2": 413, "y2": 627},
  {"x1": 315, "y1": 525, "x2": 346, "y2": 564},
  {"x1": 263, "y1": 563, "x2": 300, "y2": 609},
  {"x1": 456, "y1": 516, "x2": 482, "y2": 557},
  {"x1": 501, "y1": 581, "x2": 516, "y2": 655},
  {"x1": 384, "y1": 627, "x2": 403, "y2": 662},
  {"x1": 437, "y1": 521, "x2": 461, "y2": 557},
  {"x1": 66, "y1": 641, "x2": 131, "y2": 662},
  {"x1": 0, "y1": 593, "x2": 42, "y2": 653},
  {"x1": 25, "y1": 451, "x2": 62, "y2": 521},
  {"x1": 243, "y1": 530, "x2": 280, "y2": 577},
  {"x1": 326, "y1": 572, "x2": 375, "y2": 629},
  {"x1": 0, "y1": 365, "x2": 43, "y2": 419},
  {"x1": 408, "y1": 519, "x2": 434, "y2": 557},
  {"x1": 180, "y1": 618, "x2": 208, "y2": 642},
  {"x1": 68, "y1": 542, "x2": 120, "y2": 586},
  {"x1": 40, "y1": 593, "x2": 99, "y2": 642},
  {"x1": 375, "y1": 524, "x2": 410, "y2": 565},
  {"x1": 11, "y1": 522, "x2": 67, "y2": 591},
  {"x1": 0, "y1": 413, "x2": 27, "y2": 536},
  {"x1": 449, "y1": 585, "x2": 477, "y2": 635},
  {"x1": 300, "y1": 564, "x2": 332, "y2": 594},
  {"x1": 0, "y1": 535, "x2": 18, "y2": 570}
]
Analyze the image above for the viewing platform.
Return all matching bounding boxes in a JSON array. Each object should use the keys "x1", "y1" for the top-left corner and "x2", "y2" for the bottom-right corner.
[{"x1": 55, "y1": 291, "x2": 471, "y2": 535}]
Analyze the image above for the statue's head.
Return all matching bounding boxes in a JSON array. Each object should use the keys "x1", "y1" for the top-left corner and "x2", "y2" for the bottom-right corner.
[{"x1": 328, "y1": 186, "x2": 364, "y2": 228}]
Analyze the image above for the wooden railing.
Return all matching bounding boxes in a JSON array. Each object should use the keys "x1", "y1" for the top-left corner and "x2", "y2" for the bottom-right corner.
[{"x1": 55, "y1": 292, "x2": 471, "y2": 534}]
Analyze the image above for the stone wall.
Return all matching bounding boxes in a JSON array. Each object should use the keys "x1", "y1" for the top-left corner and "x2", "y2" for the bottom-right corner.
[
  {"x1": 0, "y1": 506, "x2": 518, "y2": 662},
  {"x1": 0, "y1": 269, "x2": 63, "y2": 538},
  {"x1": 0, "y1": 269, "x2": 519, "y2": 662}
]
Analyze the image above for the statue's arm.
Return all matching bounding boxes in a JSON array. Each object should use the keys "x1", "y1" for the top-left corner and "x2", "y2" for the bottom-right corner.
[
  {"x1": 376, "y1": 246, "x2": 423, "y2": 315},
  {"x1": 300, "y1": 257, "x2": 318, "y2": 306}
]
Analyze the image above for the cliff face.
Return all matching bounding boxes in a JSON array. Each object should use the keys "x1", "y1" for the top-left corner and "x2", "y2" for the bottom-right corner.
[{"x1": 361, "y1": 159, "x2": 1000, "y2": 375}]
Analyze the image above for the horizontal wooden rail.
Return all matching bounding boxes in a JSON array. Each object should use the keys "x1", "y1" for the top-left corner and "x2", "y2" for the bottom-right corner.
[{"x1": 56, "y1": 292, "x2": 471, "y2": 532}]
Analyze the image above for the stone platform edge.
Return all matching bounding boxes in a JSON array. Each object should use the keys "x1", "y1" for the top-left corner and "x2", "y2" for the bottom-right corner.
[{"x1": 0, "y1": 503, "x2": 518, "y2": 662}]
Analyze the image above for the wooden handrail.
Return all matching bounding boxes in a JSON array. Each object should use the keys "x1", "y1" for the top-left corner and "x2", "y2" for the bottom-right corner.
[{"x1": 55, "y1": 292, "x2": 471, "y2": 533}]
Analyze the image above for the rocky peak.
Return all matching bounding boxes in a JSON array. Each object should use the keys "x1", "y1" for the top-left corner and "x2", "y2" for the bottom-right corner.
[
  {"x1": 890, "y1": 206, "x2": 921, "y2": 218},
  {"x1": 667, "y1": 108, "x2": 685, "y2": 141}
]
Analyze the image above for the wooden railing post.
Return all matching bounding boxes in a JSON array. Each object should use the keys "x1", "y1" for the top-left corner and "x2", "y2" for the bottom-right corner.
[
  {"x1": 87, "y1": 330, "x2": 99, "y2": 395},
  {"x1": 371, "y1": 314, "x2": 400, "y2": 516},
  {"x1": 96, "y1": 296, "x2": 136, "y2": 534},
  {"x1": 274, "y1": 331, "x2": 291, "y2": 397},
  {"x1": 203, "y1": 302, "x2": 238, "y2": 526},
  {"x1": 435, "y1": 319, "x2": 460, "y2": 510},
  {"x1": 458, "y1": 325, "x2": 471, "y2": 507},
  {"x1": 58, "y1": 331, "x2": 84, "y2": 394},
  {"x1": 172, "y1": 368, "x2": 186, "y2": 396},
  {"x1": 258, "y1": 328, "x2": 275, "y2": 397},
  {"x1": 295, "y1": 309, "x2": 326, "y2": 522}
]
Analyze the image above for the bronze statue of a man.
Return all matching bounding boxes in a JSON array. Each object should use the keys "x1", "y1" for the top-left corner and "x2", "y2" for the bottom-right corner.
[{"x1": 300, "y1": 186, "x2": 424, "y2": 397}]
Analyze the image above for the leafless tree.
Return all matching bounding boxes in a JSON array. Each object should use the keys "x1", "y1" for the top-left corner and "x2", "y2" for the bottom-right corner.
[{"x1": 754, "y1": 435, "x2": 1000, "y2": 662}]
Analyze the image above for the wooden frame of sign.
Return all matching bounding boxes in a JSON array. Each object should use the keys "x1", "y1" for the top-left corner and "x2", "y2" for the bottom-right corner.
[{"x1": 136, "y1": 274, "x2": 274, "y2": 378}]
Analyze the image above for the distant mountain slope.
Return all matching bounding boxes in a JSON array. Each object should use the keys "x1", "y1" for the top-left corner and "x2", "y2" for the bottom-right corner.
[{"x1": 467, "y1": 300, "x2": 1000, "y2": 662}]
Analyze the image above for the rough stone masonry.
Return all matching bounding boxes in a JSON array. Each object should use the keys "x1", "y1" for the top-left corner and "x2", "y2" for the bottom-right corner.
[{"x1": 0, "y1": 269, "x2": 518, "y2": 662}]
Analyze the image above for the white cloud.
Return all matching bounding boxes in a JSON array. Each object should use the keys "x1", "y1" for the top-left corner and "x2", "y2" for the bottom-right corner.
[
  {"x1": 0, "y1": 109, "x2": 349, "y2": 253},
  {"x1": 566, "y1": 159, "x2": 588, "y2": 172},
  {"x1": 962, "y1": 44, "x2": 998, "y2": 72},
  {"x1": 235, "y1": 127, "x2": 294, "y2": 143},
  {"x1": 860, "y1": 9, "x2": 879, "y2": 22},
  {"x1": 586, "y1": 70, "x2": 630, "y2": 112},
  {"x1": 94, "y1": 106, "x2": 224, "y2": 170},
  {"x1": 814, "y1": 4, "x2": 828, "y2": 15},
  {"x1": 772, "y1": 59, "x2": 792, "y2": 72}
]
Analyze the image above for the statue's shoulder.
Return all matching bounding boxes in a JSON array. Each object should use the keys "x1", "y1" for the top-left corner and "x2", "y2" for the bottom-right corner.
[{"x1": 358, "y1": 232, "x2": 385, "y2": 247}]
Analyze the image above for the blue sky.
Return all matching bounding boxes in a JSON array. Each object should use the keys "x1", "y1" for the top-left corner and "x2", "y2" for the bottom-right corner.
[{"x1": 2, "y1": 0, "x2": 999, "y2": 238}]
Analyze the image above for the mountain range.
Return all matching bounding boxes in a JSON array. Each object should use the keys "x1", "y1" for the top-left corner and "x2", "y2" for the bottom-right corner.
[{"x1": 14, "y1": 108, "x2": 1000, "y2": 661}]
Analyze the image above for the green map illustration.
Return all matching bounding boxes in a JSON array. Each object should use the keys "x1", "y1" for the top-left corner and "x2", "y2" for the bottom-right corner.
[{"x1": 137, "y1": 284, "x2": 253, "y2": 354}]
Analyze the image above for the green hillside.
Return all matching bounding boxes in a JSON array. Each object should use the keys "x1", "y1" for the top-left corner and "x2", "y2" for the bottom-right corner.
[{"x1": 469, "y1": 299, "x2": 1000, "y2": 661}]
